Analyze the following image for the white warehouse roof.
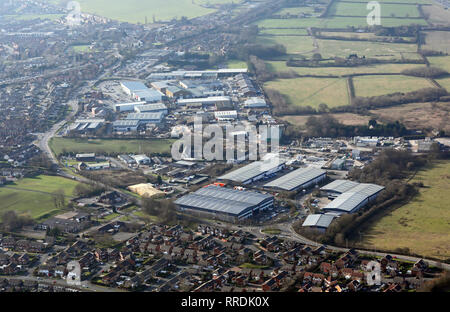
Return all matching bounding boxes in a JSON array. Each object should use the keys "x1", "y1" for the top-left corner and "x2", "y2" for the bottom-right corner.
[
  {"x1": 264, "y1": 167, "x2": 326, "y2": 191},
  {"x1": 302, "y1": 214, "x2": 335, "y2": 229}
]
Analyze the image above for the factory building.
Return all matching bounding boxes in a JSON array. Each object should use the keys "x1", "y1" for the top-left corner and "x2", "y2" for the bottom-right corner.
[
  {"x1": 176, "y1": 96, "x2": 231, "y2": 108},
  {"x1": 112, "y1": 120, "x2": 140, "y2": 132},
  {"x1": 302, "y1": 214, "x2": 336, "y2": 233},
  {"x1": 264, "y1": 167, "x2": 327, "y2": 192},
  {"x1": 214, "y1": 110, "x2": 238, "y2": 121},
  {"x1": 175, "y1": 185, "x2": 274, "y2": 222},
  {"x1": 125, "y1": 112, "x2": 164, "y2": 125},
  {"x1": 134, "y1": 103, "x2": 168, "y2": 115},
  {"x1": 321, "y1": 181, "x2": 385, "y2": 215},
  {"x1": 115, "y1": 101, "x2": 147, "y2": 112},
  {"x1": 218, "y1": 158, "x2": 286, "y2": 185}
]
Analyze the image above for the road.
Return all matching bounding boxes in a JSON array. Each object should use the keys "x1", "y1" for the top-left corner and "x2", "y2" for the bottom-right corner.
[{"x1": 225, "y1": 220, "x2": 450, "y2": 271}]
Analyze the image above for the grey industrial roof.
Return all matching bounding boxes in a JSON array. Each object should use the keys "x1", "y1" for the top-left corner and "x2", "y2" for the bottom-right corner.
[
  {"x1": 321, "y1": 180, "x2": 385, "y2": 213},
  {"x1": 175, "y1": 186, "x2": 273, "y2": 216},
  {"x1": 113, "y1": 120, "x2": 139, "y2": 126},
  {"x1": 323, "y1": 192, "x2": 369, "y2": 213},
  {"x1": 302, "y1": 214, "x2": 335, "y2": 228},
  {"x1": 320, "y1": 180, "x2": 360, "y2": 194},
  {"x1": 126, "y1": 112, "x2": 164, "y2": 121},
  {"x1": 135, "y1": 103, "x2": 167, "y2": 112},
  {"x1": 218, "y1": 159, "x2": 285, "y2": 183},
  {"x1": 348, "y1": 183, "x2": 385, "y2": 197},
  {"x1": 121, "y1": 81, "x2": 147, "y2": 92},
  {"x1": 264, "y1": 167, "x2": 326, "y2": 191}
]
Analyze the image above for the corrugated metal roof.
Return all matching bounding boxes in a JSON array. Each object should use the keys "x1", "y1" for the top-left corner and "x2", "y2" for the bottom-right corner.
[
  {"x1": 320, "y1": 180, "x2": 360, "y2": 194},
  {"x1": 264, "y1": 167, "x2": 326, "y2": 191},
  {"x1": 219, "y1": 159, "x2": 285, "y2": 183},
  {"x1": 323, "y1": 192, "x2": 369, "y2": 213},
  {"x1": 302, "y1": 214, "x2": 335, "y2": 228},
  {"x1": 175, "y1": 186, "x2": 273, "y2": 216}
]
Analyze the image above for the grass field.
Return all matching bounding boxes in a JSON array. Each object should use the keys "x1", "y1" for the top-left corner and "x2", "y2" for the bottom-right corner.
[
  {"x1": 281, "y1": 113, "x2": 372, "y2": 127},
  {"x1": 329, "y1": 1, "x2": 421, "y2": 18},
  {"x1": 266, "y1": 61, "x2": 426, "y2": 77},
  {"x1": 360, "y1": 161, "x2": 450, "y2": 260},
  {"x1": 76, "y1": 0, "x2": 228, "y2": 23},
  {"x1": 0, "y1": 175, "x2": 82, "y2": 221},
  {"x1": 256, "y1": 35, "x2": 315, "y2": 56},
  {"x1": 436, "y1": 77, "x2": 450, "y2": 92},
  {"x1": 353, "y1": 75, "x2": 434, "y2": 97},
  {"x1": 316, "y1": 39, "x2": 420, "y2": 60},
  {"x1": 264, "y1": 77, "x2": 349, "y2": 109},
  {"x1": 428, "y1": 56, "x2": 450, "y2": 73},
  {"x1": 227, "y1": 59, "x2": 247, "y2": 69},
  {"x1": 49, "y1": 138, "x2": 174, "y2": 156},
  {"x1": 259, "y1": 28, "x2": 309, "y2": 35},
  {"x1": 370, "y1": 102, "x2": 450, "y2": 132},
  {"x1": 423, "y1": 31, "x2": 450, "y2": 54}
]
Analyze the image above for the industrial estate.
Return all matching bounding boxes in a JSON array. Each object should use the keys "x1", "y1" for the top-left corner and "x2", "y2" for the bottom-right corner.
[{"x1": 0, "y1": 0, "x2": 449, "y2": 295}]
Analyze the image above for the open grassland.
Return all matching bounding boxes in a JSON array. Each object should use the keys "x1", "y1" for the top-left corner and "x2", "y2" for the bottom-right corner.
[
  {"x1": 255, "y1": 18, "x2": 324, "y2": 28},
  {"x1": 436, "y1": 77, "x2": 450, "y2": 92},
  {"x1": 76, "y1": 0, "x2": 236, "y2": 23},
  {"x1": 322, "y1": 16, "x2": 427, "y2": 28},
  {"x1": 316, "y1": 39, "x2": 420, "y2": 60},
  {"x1": 329, "y1": 1, "x2": 421, "y2": 18},
  {"x1": 370, "y1": 102, "x2": 450, "y2": 132},
  {"x1": 275, "y1": 7, "x2": 319, "y2": 16},
  {"x1": 256, "y1": 16, "x2": 427, "y2": 29},
  {"x1": 49, "y1": 138, "x2": 174, "y2": 156},
  {"x1": 428, "y1": 56, "x2": 450, "y2": 73},
  {"x1": 256, "y1": 35, "x2": 315, "y2": 55},
  {"x1": 318, "y1": 31, "x2": 414, "y2": 42},
  {"x1": 423, "y1": 3, "x2": 450, "y2": 27},
  {"x1": 353, "y1": 75, "x2": 434, "y2": 97},
  {"x1": 266, "y1": 61, "x2": 426, "y2": 76},
  {"x1": 281, "y1": 113, "x2": 371, "y2": 127},
  {"x1": 360, "y1": 161, "x2": 450, "y2": 260},
  {"x1": 0, "y1": 175, "x2": 81, "y2": 221},
  {"x1": 264, "y1": 77, "x2": 349, "y2": 109},
  {"x1": 227, "y1": 59, "x2": 247, "y2": 69},
  {"x1": 423, "y1": 31, "x2": 450, "y2": 54}
]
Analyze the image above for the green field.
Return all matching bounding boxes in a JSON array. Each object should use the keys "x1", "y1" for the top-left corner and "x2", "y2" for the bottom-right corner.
[
  {"x1": 329, "y1": 2, "x2": 422, "y2": 18},
  {"x1": 353, "y1": 75, "x2": 434, "y2": 97},
  {"x1": 259, "y1": 28, "x2": 309, "y2": 35},
  {"x1": 227, "y1": 59, "x2": 248, "y2": 69},
  {"x1": 436, "y1": 77, "x2": 450, "y2": 91},
  {"x1": 264, "y1": 77, "x2": 349, "y2": 109},
  {"x1": 256, "y1": 35, "x2": 315, "y2": 56},
  {"x1": 266, "y1": 61, "x2": 427, "y2": 77},
  {"x1": 428, "y1": 56, "x2": 450, "y2": 73},
  {"x1": 76, "y1": 0, "x2": 237, "y2": 23},
  {"x1": 361, "y1": 161, "x2": 450, "y2": 260},
  {"x1": 316, "y1": 39, "x2": 420, "y2": 60},
  {"x1": 49, "y1": 138, "x2": 175, "y2": 156},
  {"x1": 0, "y1": 175, "x2": 82, "y2": 221}
]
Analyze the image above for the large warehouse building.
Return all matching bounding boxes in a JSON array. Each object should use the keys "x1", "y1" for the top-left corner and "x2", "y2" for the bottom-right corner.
[
  {"x1": 218, "y1": 159, "x2": 286, "y2": 185},
  {"x1": 175, "y1": 186, "x2": 274, "y2": 222},
  {"x1": 264, "y1": 167, "x2": 326, "y2": 191},
  {"x1": 321, "y1": 181, "x2": 385, "y2": 215}
]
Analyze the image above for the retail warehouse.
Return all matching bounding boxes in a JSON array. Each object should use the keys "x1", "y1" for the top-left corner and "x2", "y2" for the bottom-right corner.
[{"x1": 174, "y1": 185, "x2": 274, "y2": 222}]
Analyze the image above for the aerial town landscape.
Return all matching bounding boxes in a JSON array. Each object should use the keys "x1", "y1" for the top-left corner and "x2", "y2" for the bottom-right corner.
[{"x1": 0, "y1": 0, "x2": 449, "y2": 297}]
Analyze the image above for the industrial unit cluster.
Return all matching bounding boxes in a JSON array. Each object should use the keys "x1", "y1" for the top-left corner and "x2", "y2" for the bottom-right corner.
[
  {"x1": 175, "y1": 154, "x2": 384, "y2": 225},
  {"x1": 88, "y1": 68, "x2": 270, "y2": 135}
]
